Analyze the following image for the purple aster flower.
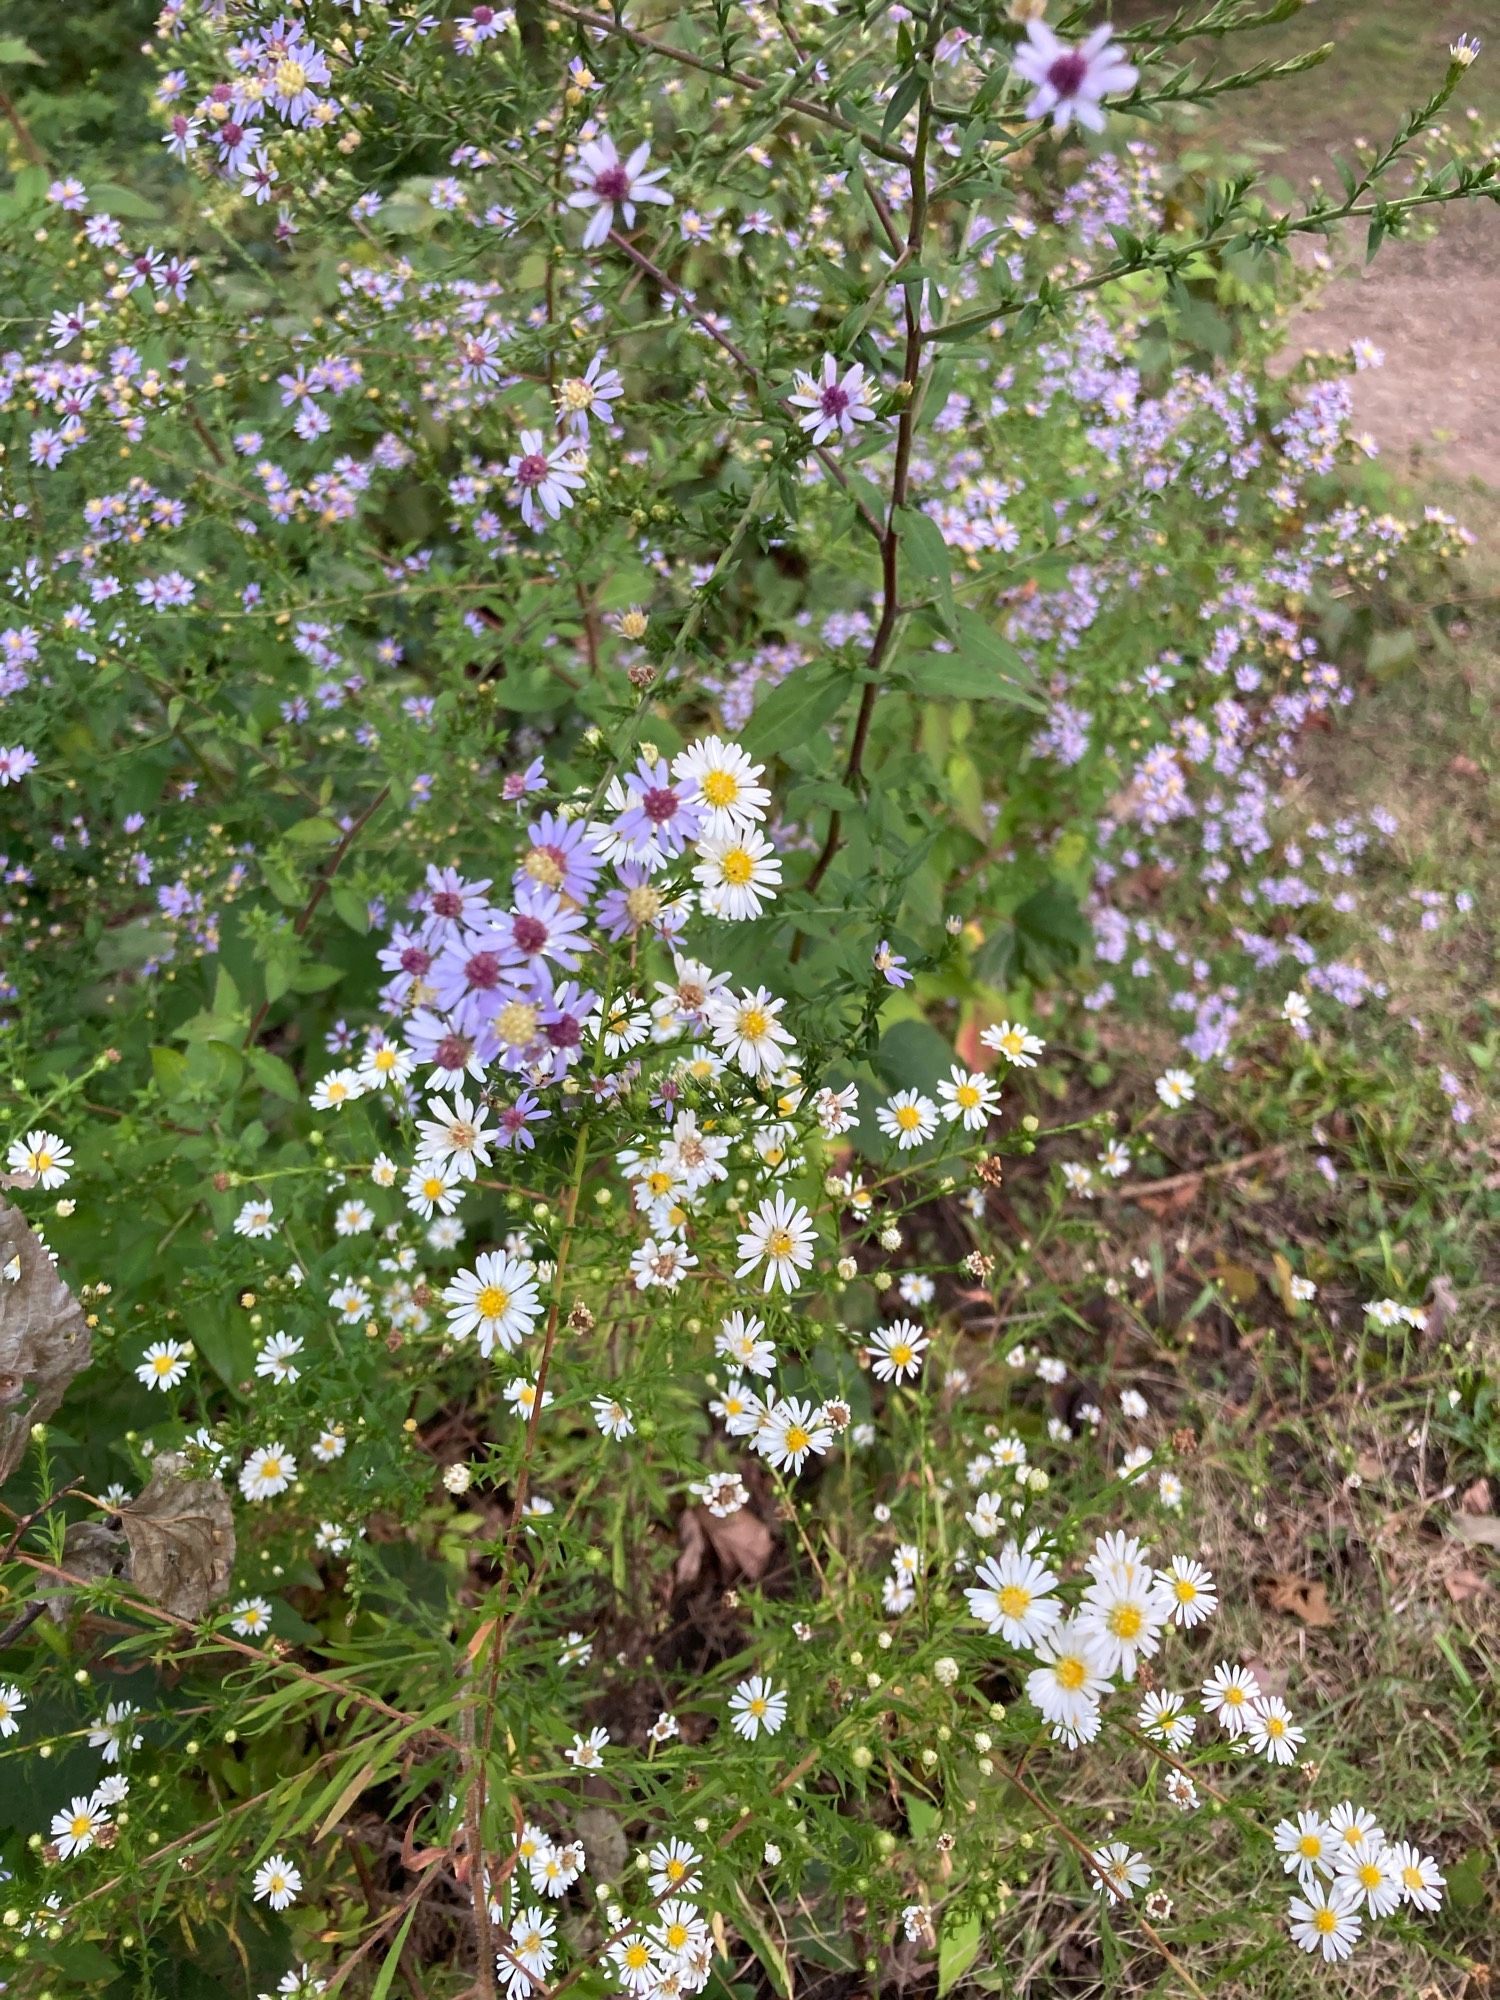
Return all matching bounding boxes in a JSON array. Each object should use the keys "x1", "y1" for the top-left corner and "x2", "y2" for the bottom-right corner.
[
  {"x1": 515, "y1": 811, "x2": 603, "y2": 905},
  {"x1": 610, "y1": 756, "x2": 704, "y2": 860},
  {"x1": 1011, "y1": 22, "x2": 1138, "y2": 134}
]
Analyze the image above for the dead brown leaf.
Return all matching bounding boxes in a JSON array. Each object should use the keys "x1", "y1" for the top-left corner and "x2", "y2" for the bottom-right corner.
[
  {"x1": 116, "y1": 1453, "x2": 235, "y2": 1619},
  {"x1": 1449, "y1": 1514, "x2": 1500, "y2": 1552},
  {"x1": 1444, "y1": 1567, "x2": 1490, "y2": 1605},
  {"x1": 0, "y1": 1197, "x2": 92, "y2": 1484},
  {"x1": 1457, "y1": 1477, "x2": 1493, "y2": 1517},
  {"x1": 672, "y1": 1502, "x2": 773, "y2": 1592},
  {"x1": 1256, "y1": 1572, "x2": 1336, "y2": 1628}
]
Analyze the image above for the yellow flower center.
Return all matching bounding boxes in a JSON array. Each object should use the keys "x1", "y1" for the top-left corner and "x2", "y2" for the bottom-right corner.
[
  {"x1": 625, "y1": 1944, "x2": 650, "y2": 1971},
  {"x1": 1223, "y1": 1685, "x2": 1245, "y2": 1707},
  {"x1": 767, "y1": 1229, "x2": 795, "y2": 1258},
  {"x1": 667, "y1": 1859, "x2": 686, "y2": 1881},
  {"x1": 956, "y1": 1083, "x2": 980, "y2": 1108},
  {"x1": 739, "y1": 1007, "x2": 769, "y2": 1039},
  {"x1": 1299, "y1": 1835, "x2": 1322, "y2": 1858},
  {"x1": 33, "y1": 1149, "x2": 53, "y2": 1172},
  {"x1": 495, "y1": 1000, "x2": 539, "y2": 1048},
  {"x1": 153, "y1": 1353, "x2": 176, "y2": 1375},
  {"x1": 1314, "y1": 1908, "x2": 1337, "y2": 1935},
  {"x1": 476, "y1": 1285, "x2": 510, "y2": 1320},
  {"x1": 559, "y1": 377, "x2": 594, "y2": 411},
  {"x1": 784, "y1": 1425, "x2": 809, "y2": 1455},
  {"x1": 1265, "y1": 1714, "x2": 1287, "y2": 1738},
  {"x1": 423, "y1": 1177, "x2": 445, "y2": 1200},
  {"x1": 1107, "y1": 1603, "x2": 1143, "y2": 1640},
  {"x1": 625, "y1": 883, "x2": 662, "y2": 923},
  {"x1": 998, "y1": 1584, "x2": 1031, "y2": 1620},
  {"x1": 895, "y1": 1104, "x2": 922, "y2": 1130},
  {"x1": 524, "y1": 847, "x2": 565, "y2": 888},
  {"x1": 1357, "y1": 1862, "x2": 1381, "y2": 1890},
  {"x1": 1056, "y1": 1655, "x2": 1087, "y2": 1691},
  {"x1": 1402, "y1": 1866, "x2": 1423, "y2": 1891},
  {"x1": 666, "y1": 1924, "x2": 688, "y2": 1949},
  {"x1": 701, "y1": 770, "x2": 738, "y2": 807},
  {"x1": 890, "y1": 1343, "x2": 914, "y2": 1368},
  {"x1": 719, "y1": 847, "x2": 753, "y2": 886},
  {"x1": 260, "y1": 1458, "x2": 282, "y2": 1481},
  {"x1": 274, "y1": 57, "x2": 307, "y2": 96},
  {"x1": 1173, "y1": 1578, "x2": 1197, "y2": 1602},
  {"x1": 70, "y1": 1814, "x2": 93, "y2": 1839},
  {"x1": 374, "y1": 1046, "x2": 397, "y2": 1070}
]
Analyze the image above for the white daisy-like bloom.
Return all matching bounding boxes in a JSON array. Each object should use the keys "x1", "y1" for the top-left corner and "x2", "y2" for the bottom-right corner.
[
  {"x1": 966, "y1": 1539, "x2": 1062, "y2": 1648},
  {"x1": 1010, "y1": 19, "x2": 1138, "y2": 133},
  {"x1": 875, "y1": 1088, "x2": 938, "y2": 1151},
  {"x1": 566, "y1": 1725, "x2": 610, "y2": 1768},
  {"x1": 735, "y1": 1191, "x2": 818, "y2": 1292},
  {"x1": 1328, "y1": 1801, "x2": 1386, "y2": 1861},
  {"x1": 1078, "y1": 1564, "x2": 1171, "y2": 1681},
  {"x1": 728, "y1": 1674, "x2": 787, "y2": 1739},
  {"x1": 239, "y1": 1443, "x2": 296, "y2": 1502},
  {"x1": 50, "y1": 1793, "x2": 110, "y2": 1858},
  {"x1": 991, "y1": 1434, "x2": 1028, "y2": 1470},
  {"x1": 715, "y1": 1310, "x2": 776, "y2": 1378},
  {"x1": 1136, "y1": 1689, "x2": 1196, "y2": 1750},
  {"x1": 1244, "y1": 1694, "x2": 1306, "y2": 1766},
  {"x1": 530, "y1": 1841, "x2": 584, "y2": 1898},
  {"x1": 1334, "y1": 1839, "x2": 1403, "y2": 1916},
  {"x1": 252, "y1": 1853, "x2": 303, "y2": 1910},
  {"x1": 813, "y1": 1082, "x2": 860, "y2": 1136},
  {"x1": 693, "y1": 825, "x2": 783, "y2": 920},
  {"x1": 936, "y1": 1064, "x2": 1001, "y2": 1131},
  {"x1": 1200, "y1": 1661, "x2": 1262, "y2": 1737},
  {"x1": 647, "y1": 1839, "x2": 702, "y2": 1899},
  {"x1": 1154, "y1": 1067, "x2": 1195, "y2": 1108},
  {"x1": 660, "y1": 1108, "x2": 731, "y2": 1192},
  {"x1": 707, "y1": 986, "x2": 796, "y2": 1078},
  {"x1": 566, "y1": 134, "x2": 672, "y2": 249},
  {"x1": 370, "y1": 1152, "x2": 399, "y2": 1188},
  {"x1": 505, "y1": 428, "x2": 588, "y2": 529},
  {"x1": 136, "y1": 1340, "x2": 191, "y2": 1391},
  {"x1": 1091, "y1": 1841, "x2": 1151, "y2": 1903},
  {"x1": 443, "y1": 1250, "x2": 541, "y2": 1356},
  {"x1": 787, "y1": 353, "x2": 878, "y2": 446},
  {"x1": 255, "y1": 1330, "x2": 304, "y2": 1385},
  {"x1": 1282, "y1": 989, "x2": 1312, "y2": 1035},
  {"x1": 672, "y1": 735, "x2": 769, "y2": 840},
  {"x1": 1274, "y1": 1811, "x2": 1337, "y2": 1887},
  {"x1": 591, "y1": 1395, "x2": 635, "y2": 1441},
  {"x1": 867, "y1": 1319, "x2": 929, "y2": 1383},
  {"x1": 333, "y1": 1198, "x2": 374, "y2": 1238},
  {"x1": 1387, "y1": 1841, "x2": 1445, "y2": 1913},
  {"x1": 630, "y1": 1235, "x2": 699, "y2": 1291},
  {"x1": 415, "y1": 1090, "x2": 495, "y2": 1180},
  {"x1": 6, "y1": 1128, "x2": 73, "y2": 1188},
  {"x1": 1156, "y1": 1555, "x2": 1218, "y2": 1628},
  {"x1": 652, "y1": 1898, "x2": 708, "y2": 1968},
  {"x1": 506, "y1": 1907, "x2": 559, "y2": 1990},
  {"x1": 609, "y1": 1935, "x2": 658, "y2": 1995},
  {"x1": 357, "y1": 1036, "x2": 413, "y2": 1091},
  {"x1": 311, "y1": 1425, "x2": 347, "y2": 1463},
  {"x1": 756, "y1": 1395, "x2": 832, "y2": 1474},
  {"x1": 1287, "y1": 1879, "x2": 1363, "y2": 1962},
  {"x1": 88, "y1": 1701, "x2": 142, "y2": 1764},
  {"x1": 979, "y1": 1019, "x2": 1044, "y2": 1066},
  {"x1": 406, "y1": 1161, "x2": 463, "y2": 1219},
  {"x1": 0, "y1": 1682, "x2": 26, "y2": 1736},
  {"x1": 1025, "y1": 1619, "x2": 1112, "y2": 1738},
  {"x1": 504, "y1": 1378, "x2": 550, "y2": 1424},
  {"x1": 1085, "y1": 1529, "x2": 1151, "y2": 1586},
  {"x1": 710, "y1": 1378, "x2": 764, "y2": 1439},
  {"x1": 233, "y1": 1198, "x2": 275, "y2": 1239},
  {"x1": 966, "y1": 1490, "x2": 1006, "y2": 1537},
  {"x1": 230, "y1": 1596, "x2": 274, "y2": 1638},
  {"x1": 309, "y1": 1067, "x2": 364, "y2": 1111},
  {"x1": 328, "y1": 1276, "x2": 371, "y2": 1323}
]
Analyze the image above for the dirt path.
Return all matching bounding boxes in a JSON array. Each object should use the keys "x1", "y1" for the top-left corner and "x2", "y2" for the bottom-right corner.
[{"x1": 1288, "y1": 187, "x2": 1499, "y2": 488}]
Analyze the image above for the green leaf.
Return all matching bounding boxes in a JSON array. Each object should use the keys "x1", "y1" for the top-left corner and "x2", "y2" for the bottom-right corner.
[
  {"x1": 331, "y1": 881, "x2": 371, "y2": 933},
  {"x1": 368, "y1": 1898, "x2": 422, "y2": 2000},
  {"x1": 246, "y1": 1048, "x2": 301, "y2": 1102},
  {"x1": 284, "y1": 815, "x2": 341, "y2": 847},
  {"x1": 80, "y1": 181, "x2": 161, "y2": 220},
  {"x1": 938, "y1": 1913, "x2": 983, "y2": 1996},
  {"x1": 741, "y1": 667, "x2": 849, "y2": 759},
  {"x1": 893, "y1": 506, "x2": 953, "y2": 617},
  {"x1": 150, "y1": 1046, "x2": 190, "y2": 1098},
  {"x1": 0, "y1": 37, "x2": 43, "y2": 65}
]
